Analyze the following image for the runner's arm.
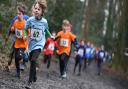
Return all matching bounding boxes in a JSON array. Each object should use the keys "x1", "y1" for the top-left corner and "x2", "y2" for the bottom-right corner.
[
  {"x1": 73, "y1": 38, "x2": 78, "y2": 48},
  {"x1": 5, "y1": 16, "x2": 17, "y2": 41},
  {"x1": 45, "y1": 28, "x2": 52, "y2": 37}
]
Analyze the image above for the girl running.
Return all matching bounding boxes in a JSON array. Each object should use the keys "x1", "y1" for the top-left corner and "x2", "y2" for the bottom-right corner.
[{"x1": 43, "y1": 32, "x2": 58, "y2": 69}]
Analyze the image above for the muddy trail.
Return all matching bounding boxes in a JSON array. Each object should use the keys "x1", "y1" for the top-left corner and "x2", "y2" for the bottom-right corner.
[{"x1": 0, "y1": 53, "x2": 128, "y2": 89}]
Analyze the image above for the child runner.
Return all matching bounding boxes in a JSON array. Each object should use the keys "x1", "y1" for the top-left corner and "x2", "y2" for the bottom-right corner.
[
  {"x1": 5, "y1": 3, "x2": 29, "y2": 71},
  {"x1": 83, "y1": 41, "x2": 92, "y2": 70},
  {"x1": 73, "y1": 40, "x2": 85, "y2": 76},
  {"x1": 97, "y1": 45, "x2": 106, "y2": 75},
  {"x1": 43, "y1": 32, "x2": 58, "y2": 69},
  {"x1": 24, "y1": 0, "x2": 52, "y2": 86},
  {"x1": 11, "y1": 5, "x2": 29, "y2": 78},
  {"x1": 56, "y1": 19, "x2": 78, "y2": 78}
]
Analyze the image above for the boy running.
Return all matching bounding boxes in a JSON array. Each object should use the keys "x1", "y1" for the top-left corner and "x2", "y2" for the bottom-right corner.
[
  {"x1": 5, "y1": 3, "x2": 29, "y2": 71},
  {"x1": 25, "y1": 0, "x2": 52, "y2": 86},
  {"x1": 56, "y1": 19, "x2": 78, "y2": 78},
  {"x1": 97, "y1": 45, "x2": 106, "y2": 75},
  {"x1": 73, "y1": 40, "x2": 85, "y2": 76},
  {"x1": 84, "y1": 42, "x2": 92, "y2": 70},
  {"x1": 11, "y1": 5, "x2": 29, "y2": 78}
]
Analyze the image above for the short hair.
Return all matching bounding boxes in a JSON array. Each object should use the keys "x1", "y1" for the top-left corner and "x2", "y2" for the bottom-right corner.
[
  {"x1": 62, "y1": 19, "x2": 70, "y2": 25},
  {"x1": 17, "y1": 3, "x2": 25, "y2": 14},
  {"x1": 62, "y1": 19, "x2": 72, "y2": 30}
]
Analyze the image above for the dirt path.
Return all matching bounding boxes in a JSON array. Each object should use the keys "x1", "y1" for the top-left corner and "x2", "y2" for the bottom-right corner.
[{"x1": 0, "y1": 55, "x2": 127, "y2": 89}]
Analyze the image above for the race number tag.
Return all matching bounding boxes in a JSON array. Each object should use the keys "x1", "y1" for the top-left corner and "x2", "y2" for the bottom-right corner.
[
  {"x1": 31, "y1": 29, "x2": 42, "y2": 41},
  {"x1": 86, "y1": 48, "x2": 91, "y2": 54},
  {"x1": 16, "y1": 29, "x2": 22, "y2": 38},
  {"x1": 99, "y1": 52, "x2": 104, "y2": 58},
  {"x1": 78, "y1": 49, "x2": 84, "y2": 56},
  {"x1": 60, "y1": 39, "x2": 68, "y2": 47},
  {"x1": 48, "y1": 43, "x2": 55, "y2": 51}
]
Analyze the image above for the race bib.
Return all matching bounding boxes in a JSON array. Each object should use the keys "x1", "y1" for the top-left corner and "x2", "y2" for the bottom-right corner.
[
  {"x1": 48, "y1": 43, "x2": 55, "y2": 51},
  {"x1": 60, "y1": 39, "x2": 68, "y2": 47},
  {"x1": 31, "y1": 29, "x2": 43, "y2": 41},
  {"x1": 86, "y1": 48, "x2": 91, "y2": 54},
  {"x1": 99, "y1": 52, "x2": 104, "y2": 58},
  {"x1": 78, "y1": 49, "x2": 84, "y2": 56},
  {"x1": 16, "y1": 29, "x2": 22, "y2": 38}
]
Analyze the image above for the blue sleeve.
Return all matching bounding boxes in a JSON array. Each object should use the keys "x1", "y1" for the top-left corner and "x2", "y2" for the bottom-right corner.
[
  {"x1": 10, "y1": 16, "x2": 17, "y2": 26},
  {"x1": 25, "y1": 19, "x2": 30, "y2": 30},
  {"x1": 6, "y1": 16, "x2": 17, "y2": 37},
  {"x1": 23, "y1": 15, "x2": 29, "y2": 21},
  {"x1": 44, "y1": 21, "x2": 48, "y2": 30},
  {"x1": 6, "y1": 29, "x2": 11, "y2": 37},
  {"x1": 73, "y1": 38, "x2": 78, "y2": 48},
  {"x1": 75, "y1": 45, "x2": 79, "y2": 51}
]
